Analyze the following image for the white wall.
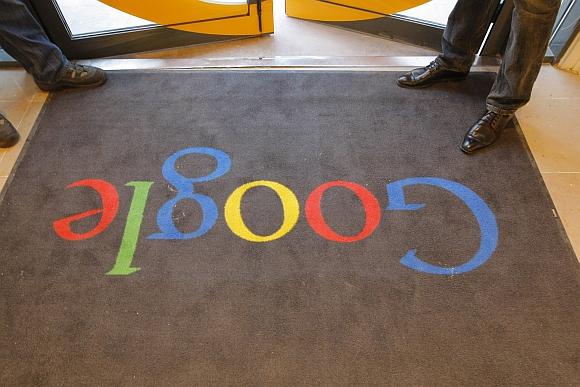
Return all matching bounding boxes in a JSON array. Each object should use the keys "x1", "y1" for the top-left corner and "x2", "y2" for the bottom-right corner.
[{"x1": 557, "y1": 32, "x2": 580, "y2": 74}]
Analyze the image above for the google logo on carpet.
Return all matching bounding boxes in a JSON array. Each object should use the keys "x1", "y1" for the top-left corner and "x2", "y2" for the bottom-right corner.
[{"x1": 53, "y1": 147, "x2": 498, "y2": 277}]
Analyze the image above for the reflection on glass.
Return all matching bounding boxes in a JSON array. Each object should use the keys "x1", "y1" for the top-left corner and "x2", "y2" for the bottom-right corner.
[
  {"x1": 397, "y1": 0, "x2": 457, "y2": 26},
  {"x1": 55, "y1": 0, "x2": 458, "y2": 37},
  {"x1": 55, "y1": 0, "x2": 250, "y2": 37},
  {"x1": 55, "y1": 0, "x2": 154, "y2": 36}
]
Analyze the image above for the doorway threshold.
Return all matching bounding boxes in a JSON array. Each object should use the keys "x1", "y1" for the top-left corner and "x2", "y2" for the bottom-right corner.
[{"x1": 78, "y1": 56, "x2": 500, "y2": 71}]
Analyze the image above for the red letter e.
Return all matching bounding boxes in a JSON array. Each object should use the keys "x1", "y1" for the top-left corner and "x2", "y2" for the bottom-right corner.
[{"x1": 53, "y1": 179, "x2": 119, "y2": 241}]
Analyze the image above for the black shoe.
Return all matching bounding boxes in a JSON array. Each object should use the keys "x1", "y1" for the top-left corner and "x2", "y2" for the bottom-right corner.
[
  {"x1": 397, "y1": 60, "x2": 469, "y2": 88},
  {"x1": 460, "y1": 111, "x2": 514, "y2": 154},
  {"x1": 0, "y1": 114, "x2": 20, "y2": 148},
  {"x1": 36, "y1": 63, "x2": 107, "y2": 91}
]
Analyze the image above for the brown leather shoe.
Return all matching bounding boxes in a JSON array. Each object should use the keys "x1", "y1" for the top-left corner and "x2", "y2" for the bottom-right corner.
[
  {"x1": 397, "y1": 60, "x2": 469, "y2": 88},
  {"x1": 0, "y1": 113, "x2": 19, "y2": 148},
  {"x1": 460, "y1": 111, "x2": 514, "y2": 154}
]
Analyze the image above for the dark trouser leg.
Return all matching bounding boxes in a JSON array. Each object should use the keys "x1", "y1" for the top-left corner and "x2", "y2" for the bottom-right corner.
[
  {"x1": 486, "y1": 0, "x2": 560, "y2": 114},
  {"x1": 438, "y1": 0, "x2": 499, "y2": 72},
  {"x1": 0, "y1": 0, "x2": 69, "y2": 85}
]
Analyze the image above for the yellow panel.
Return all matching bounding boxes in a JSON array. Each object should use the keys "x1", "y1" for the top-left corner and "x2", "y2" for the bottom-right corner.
[
  {"x1": 98, "y1": 0, "x2": 273, "y2": 36},
  {"x1": 99, "y1": 0, "x2": 274, "y2": 36},
  {"x1": 324, "y1": 0, "x2": 431, "y2": 15},
  {"x1": 99, "y1": 0, "x2": 248, "y2": 25},
  {"x1": 286, "y1": 0, "x2": 431, "y2": 22},
  {"x1": 172, "y1": 2, "x2": 274, "y2": 35}
]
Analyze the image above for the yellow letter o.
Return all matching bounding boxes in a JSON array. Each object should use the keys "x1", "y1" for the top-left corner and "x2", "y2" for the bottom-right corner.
[{"x1": 224, "y1": 180, "x2": 300, "y2": 242}]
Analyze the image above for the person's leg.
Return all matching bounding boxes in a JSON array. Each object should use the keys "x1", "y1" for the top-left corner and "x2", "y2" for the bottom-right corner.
[
  {"x1": 486, "y1": 0, "x2": 560, "y2": 114},
  {"x1": 0, "y1": 0, "x2": 106, "y2": 90},
  {"x1": 0, "y1": 0, "x2": 68, "y2": 85},
  {"x1": 438, "y1": 0, "x2": 500, "y2": 72},
  {"x1": 461, "y1": 0, "x2": 560, "y2": 154},
  {"x1": 460, "y1": 0, "x2": 561, "y2": 154},
  {"x1": 397, "y1": 0, "x2": 500, "y2": 88}
]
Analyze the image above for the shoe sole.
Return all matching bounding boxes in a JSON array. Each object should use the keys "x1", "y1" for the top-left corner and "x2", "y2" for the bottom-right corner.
[
  {"x1": 0, "y1": 133, "x2": 20, "y2": 148},
  {"x1": 459, "y1": 144, "x2": 474, "y2": 154},
  {"x1": 396, "y1": 75, "x2": 469, "y2": 89},
  {"x1": 459, "y1": 141, "x2": 498, "y2": 155},
  {"x1": 37, "y1": 74, "x2": 108, "y2": 92}
]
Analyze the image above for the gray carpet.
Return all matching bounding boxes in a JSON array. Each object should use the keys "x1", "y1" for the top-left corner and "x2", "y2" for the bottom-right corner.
[{"x1": 0, "y1": 71, "x2": 578, "y2": 386}]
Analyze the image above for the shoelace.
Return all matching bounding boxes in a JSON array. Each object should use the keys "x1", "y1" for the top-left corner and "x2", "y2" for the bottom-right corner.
[
  {"x1": 426, "y1": 60, "x2": 439, "y2": 71},
  {"x1": 480, "y1": 112, "x2": 501, "y2": 127},
  {"x1": 67, "y1": 64, "x2": 89, "y2": 79}
]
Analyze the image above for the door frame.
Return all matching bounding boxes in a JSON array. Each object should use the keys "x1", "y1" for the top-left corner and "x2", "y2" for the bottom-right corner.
[
  {"x1": 550, "y1": 0, "x2": 579, "y2": 61},
  {"x1": 327, "y1": 15, "x2": 445, "y2": 51},
  {"x1": 3, "y1": 0, "x2": 569, "y2": 62},
  {"x1": 288, "y1": 0, "x2": 511, "y2": 57},
  {"x1": 28, "y1": 0, "x2": 268, "y2": 59}
]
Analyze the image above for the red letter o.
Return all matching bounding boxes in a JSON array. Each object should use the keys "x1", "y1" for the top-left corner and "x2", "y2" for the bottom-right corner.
[{"x1": 305, "y1": 181, "x2": 381, "y2": 243}]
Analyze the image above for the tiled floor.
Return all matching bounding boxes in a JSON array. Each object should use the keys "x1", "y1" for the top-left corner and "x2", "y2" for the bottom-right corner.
[
  {"x1": 0, "y1": 69, "x2": 48, "y2": 190},
  {"x1": 516, "y1": 66, "x2": 580, "y2": 257}
]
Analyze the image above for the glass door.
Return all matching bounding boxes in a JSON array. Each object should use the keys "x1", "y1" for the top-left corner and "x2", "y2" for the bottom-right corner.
[
  {"x1": 550, "y1": 0, "x2": 579, "y2": 60},
  {"x1": 30, "y1": 0, "x2": 274, "y2": 59},
  {"x1": 286, "y1": 0, "x2": 511, "y2": 56}
]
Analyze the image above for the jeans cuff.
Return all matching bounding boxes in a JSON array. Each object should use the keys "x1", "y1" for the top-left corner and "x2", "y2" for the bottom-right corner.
[
  {"x1": 54, "y1": 58, "x2": 71, "y2": 81},
  {"x1": 34, "y1": 56, "x2": 70, "y2": 88},
  {"x1": 486, "y1": 103, "x2": 516, "y2": 116},
  {"x1": 436, "y1": 55, "x2": 471, "y2": 73}
]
